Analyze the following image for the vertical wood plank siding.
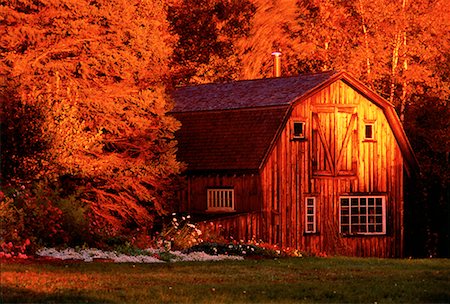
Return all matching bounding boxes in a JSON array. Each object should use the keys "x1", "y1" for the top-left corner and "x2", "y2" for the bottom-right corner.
[
  {"x1": 260, "y1": 80, "x2": 404, "y2": 257},
  {"x1": 196, "y1": 212, "x2": 262, "y2": 243}
]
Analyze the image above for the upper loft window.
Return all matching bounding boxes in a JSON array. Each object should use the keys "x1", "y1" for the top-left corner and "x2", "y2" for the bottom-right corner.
[
  {"x1": 207, "y1": 188, "x2": 235, "y2": 212},
  {"x1": 340, "y1": 196, "x2": 386, "y2": 235},
  {"x1": 292, "y1": 121, "x2": 305, "y2": 140},
  {"x1": 364, "y1": 123, "x2": 374, "y2": 140}
]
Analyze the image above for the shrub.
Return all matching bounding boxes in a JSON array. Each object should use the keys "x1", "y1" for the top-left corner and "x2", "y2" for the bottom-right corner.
[{"x1": 0, "y1": 182, "x2": 92, "y2": 253}]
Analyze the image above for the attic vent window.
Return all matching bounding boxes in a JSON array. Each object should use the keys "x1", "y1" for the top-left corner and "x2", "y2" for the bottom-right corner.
[
  {"x1": 364, "y1": 123, "x2": 374, "y2": 140},
  {"x1": 207, "y1": 188, "x2": 235, "y2": 212},
  {"x1": 293, "y1": 121, "x2": 306, "y2": 140}
]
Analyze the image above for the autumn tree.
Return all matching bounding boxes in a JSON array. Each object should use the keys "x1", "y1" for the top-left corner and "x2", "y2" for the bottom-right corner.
[
  {"x1": 0, "y1": 0, "x2": 182, "y2": 236},
  {"x1": 234, "y1": 0, "x2": 298, "y2": 79},
  {"x1": 168, "y1": 0, "x2": 255, "y2": 84}
]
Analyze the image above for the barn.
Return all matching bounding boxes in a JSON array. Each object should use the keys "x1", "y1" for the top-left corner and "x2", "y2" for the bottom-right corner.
[{"x1": 171, "y1": 71, "x2": 418, "y2": 257}]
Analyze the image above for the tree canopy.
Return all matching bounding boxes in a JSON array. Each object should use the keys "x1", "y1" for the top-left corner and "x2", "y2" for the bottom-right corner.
[
  {"x1": 1, "y1": 0, "x2": 182, "y2": 234},
  {"x1": 168, "y1": 0, "x2": 255, "y2": 85}
]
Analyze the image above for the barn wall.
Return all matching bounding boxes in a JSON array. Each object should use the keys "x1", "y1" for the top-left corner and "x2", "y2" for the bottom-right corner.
[
  {"x1": 196, "y1": 212, "x2": 262, "y2": 243},
  {"x1": 261, "y1": 80, "x2": 405, "y2": 257},
  {"x1": 179, "y1": 173, "x2": 262, "y2": 214}
]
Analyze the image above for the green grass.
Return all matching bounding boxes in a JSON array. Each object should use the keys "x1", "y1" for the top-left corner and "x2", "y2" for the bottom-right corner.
[{"x1": 1, "y1": 257, "x2": 449, "y2": 303}]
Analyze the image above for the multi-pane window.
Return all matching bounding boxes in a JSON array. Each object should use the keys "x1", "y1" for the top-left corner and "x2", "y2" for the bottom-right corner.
[
  {"x1": 340, "y1": 196, "x2": 385, "y2": 235},
  {"x1": 305, "y1": 197, "x2": 316, "y2": 233},
  {"x1": 207, "y1": 188, "x2": 235, "y2": 212}
]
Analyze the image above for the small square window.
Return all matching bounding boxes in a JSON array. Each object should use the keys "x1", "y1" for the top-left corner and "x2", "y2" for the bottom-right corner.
[
  {"x1": 364, "y1": 124, "x2": 374, "y2": 140},
  {"x1": 293, "y1": 121, "x2": 305, "y2": 139}
]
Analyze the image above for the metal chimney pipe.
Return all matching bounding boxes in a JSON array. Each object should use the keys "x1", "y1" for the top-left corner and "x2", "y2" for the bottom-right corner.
[{"x1": 271, "y1": 51, "x2": 282, "y2": 77}]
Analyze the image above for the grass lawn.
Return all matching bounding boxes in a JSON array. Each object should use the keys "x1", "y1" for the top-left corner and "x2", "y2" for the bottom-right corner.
[{"x1": 1, "y1": 257, "x2": 449, "y2": 303}]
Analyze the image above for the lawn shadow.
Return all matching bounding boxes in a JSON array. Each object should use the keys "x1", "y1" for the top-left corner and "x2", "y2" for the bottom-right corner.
[{"x1": 1, "y1": 284, "x2": 114, "y2": 303}]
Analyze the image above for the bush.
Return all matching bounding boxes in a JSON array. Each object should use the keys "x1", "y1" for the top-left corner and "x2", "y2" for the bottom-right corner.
[{"x1": 0, "y1": 182, "x2": 92, "y2": 254}]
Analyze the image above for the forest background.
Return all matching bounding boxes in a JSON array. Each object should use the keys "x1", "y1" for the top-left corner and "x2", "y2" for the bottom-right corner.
[{"x1": 0, "y1": 0, "x2": 449, "y2": 257}]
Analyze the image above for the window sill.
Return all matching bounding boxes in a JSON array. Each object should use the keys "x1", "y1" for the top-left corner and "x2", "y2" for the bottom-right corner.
[
  {"x1": 362, "y1": 139, "x2": 377, "y2": 143},
  {"x1": 291, "y1": 137, "x2": 307, "y2": 142},
  {"x1": 206, "y1": 209, "x2": 236, "y2": 213},
  {"x1": 341, "y1": 233, "x2": 386, "y2": 237}
]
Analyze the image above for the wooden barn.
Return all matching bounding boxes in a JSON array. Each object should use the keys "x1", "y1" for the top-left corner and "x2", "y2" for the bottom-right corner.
[{"x1": 171, "y1": 71, "x2": 418, "y2": 257}]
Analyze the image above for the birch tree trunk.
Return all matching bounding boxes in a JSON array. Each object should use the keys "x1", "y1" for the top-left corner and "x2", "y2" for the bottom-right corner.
[
  {"x1": 389, "y1": 0, "x2": 408, "y2": 123},
  {"x1": 358, "y1": 0, "x2": 372, "y2": 84}
]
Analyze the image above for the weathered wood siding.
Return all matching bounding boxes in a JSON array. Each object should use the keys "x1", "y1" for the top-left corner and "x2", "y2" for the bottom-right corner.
[
  {"x1": 196, "y1": 212, "x2": 262, "y2": 242},
  {"x1": 179, "y1": 174, "x2": 262, "y2": 214},
  {"x1": 260, "y1": 80, "x2": 404, "y2": 257}
]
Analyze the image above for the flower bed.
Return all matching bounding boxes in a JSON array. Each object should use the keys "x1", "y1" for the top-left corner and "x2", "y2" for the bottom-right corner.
[{"x1": 36, "y1": 247, "x2": 244, "y2": 263}]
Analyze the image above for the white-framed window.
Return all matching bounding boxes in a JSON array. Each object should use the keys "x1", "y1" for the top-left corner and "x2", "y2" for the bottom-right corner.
[
  {"x1": 305, "y1": 197, "x2": 316, "y2": 233},
  {"x1": 364, "y1": 123, "x2": 374, "y2": 140},
  {"x1": 292, "y1": 121, "x2": 306, "y2": 139},
  {"x1": 207, "y1": 188, "x2": 235, "y2": 212},
  {"x1": 340, "y1": 196, "x2": 386, "y2": 235}
]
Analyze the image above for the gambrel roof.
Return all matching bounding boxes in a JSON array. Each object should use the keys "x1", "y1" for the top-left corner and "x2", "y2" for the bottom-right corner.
[
  {"x1": 172, "y1": 71, "x2": 337, "y2": 112},
  {"x1": 171, "y1": 71, "x2": 418, "y2": 175}
]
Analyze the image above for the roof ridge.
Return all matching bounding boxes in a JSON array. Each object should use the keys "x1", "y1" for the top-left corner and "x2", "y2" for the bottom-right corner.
[
  {"x1": 172, "y1": 71, "x2": 340, "y2": 113},
  {"x1": 174, "y1": 70, "x2": 340, "y2": 89}
]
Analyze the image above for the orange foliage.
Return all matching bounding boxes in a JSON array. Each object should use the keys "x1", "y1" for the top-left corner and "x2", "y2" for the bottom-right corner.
[{"x1": 0, "y1": 0, "x2": 182, "y2": 234}]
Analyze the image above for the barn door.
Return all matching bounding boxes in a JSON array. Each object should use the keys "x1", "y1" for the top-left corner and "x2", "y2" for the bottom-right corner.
[{"x1": 311, "y1": 105, "x2": 357, "y2": 177}]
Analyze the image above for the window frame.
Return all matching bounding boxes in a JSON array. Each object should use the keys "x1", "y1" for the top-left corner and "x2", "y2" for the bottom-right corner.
[
  {"x1": 292, "y1": 121, "x2": 306, "y2": 140},
  {"x1": 339, "y1": 196, "x2": 386, "y2": 235},
  {"x1": 207, "y1": 188, "x2": 235, "y2": 212},
  {"x1": 305, "y1": 197, "x2": 317, "y2": 234},
  {"x1": 364, "y1": 123, "x2": 375, "y2": 140}
]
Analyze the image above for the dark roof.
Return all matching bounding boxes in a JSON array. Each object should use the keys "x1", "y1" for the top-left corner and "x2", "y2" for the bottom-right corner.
[
  {"x1": 172, "y1": 71, "x2": 338, "y2": 112},
  {"x1": 171, "y1": 71, "x2": 419, "y2": 175},
  {"x1": 173, "y1": 107, "x2": 288, "y2": 172}
]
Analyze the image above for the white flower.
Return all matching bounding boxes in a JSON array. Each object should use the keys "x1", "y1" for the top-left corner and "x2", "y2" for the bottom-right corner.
[{"x1": 36, "y1": 247, "x2": 244, "y2": 263}]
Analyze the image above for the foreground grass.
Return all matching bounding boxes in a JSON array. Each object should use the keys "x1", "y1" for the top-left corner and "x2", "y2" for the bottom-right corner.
[{"x1": 1, "y1": 257, "x2": 449, "y2": 303}]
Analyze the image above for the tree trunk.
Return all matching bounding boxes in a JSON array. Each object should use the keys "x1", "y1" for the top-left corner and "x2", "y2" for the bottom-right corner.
[{"x1": 358, "y1": 0, "x2": 372, "y2": 84}]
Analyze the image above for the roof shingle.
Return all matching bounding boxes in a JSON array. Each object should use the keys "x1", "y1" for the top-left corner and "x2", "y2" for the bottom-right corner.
[
  {"x1": 171, "y1": 71, "x2": 338, "y2": 113},
  {"x1": 173, "y1": 107, "x2": 288, "y2": 172}
]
